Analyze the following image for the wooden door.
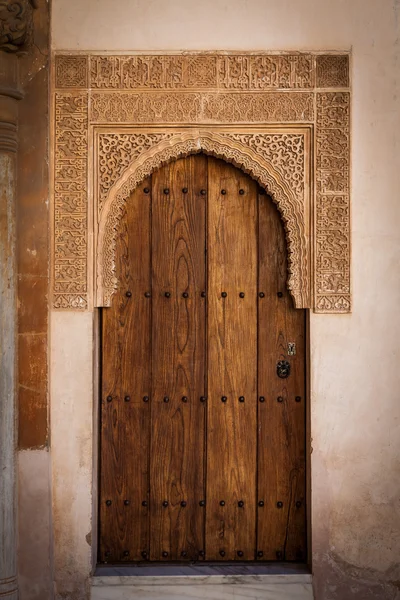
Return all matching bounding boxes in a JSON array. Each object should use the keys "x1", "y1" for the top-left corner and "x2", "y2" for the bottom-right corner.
[{"x1": 99, "y1": 155, "x2": 306, "y2": 564}]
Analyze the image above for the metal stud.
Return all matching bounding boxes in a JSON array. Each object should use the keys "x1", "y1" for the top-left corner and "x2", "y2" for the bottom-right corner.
[
  {"x1": 200, "y1": 396, "x2": 207, "y2": 403},
  {"x1": 141, "y1": 551, "x2": 148, "y2": 559},
  {"x1": 124, "y1": 395, "x2": 130, "y2": 402},
  {"x1": 182, "y1": 292, "x2": 189, "y2": 298},
  {"x1": 238, "y1": 500, "x2": 244, "y2": 507},
  {"x1": 199, "y1": 500, "x2": 205, "y2": 507},
  {"x1": 259, "y1": 292, "x2": 265, "y2": 298},
  {"x1": 180, "y1": 501, "x2": 187, "y2": 507},
  {"x1": 143, "y1": 396, "x2": 149, "y2": 403},
  {"x1": 144, "y1": 291, "x2": 151, "y2": 298},
  {"x1": 277, "y1": 291, "x2": 283, "y2": 298},
  {"x1": 182, "y1": 187, "x2": 188, "y2": 193},
  {"x1": 162, "y1": 551, "x2": 168, "y2": 558},
  {"x1": 220, "y1": 500, "x2": 225, "y2": 506},
  {"x1": 237, "y1": 550, "x2": 244, "y2": 557},
  {"x1": 259, "y1": 396, "x2": 265, "y2": 403},
  {"x1": 276, "y1": 550, "x2": 283, "y2": 560},
  {"x1": 239, "y1": 189, "x2": 245, "y2": 195},
  {"x1": 239, "y1": 396, "x2": 245, "y2": 403},
  {"x1": 201, "y1": 291, "x2": 206, "y2": 297},
  {"x1": 106, "y1": 396, "x2": 113, "y2": 403},
  {"x1": 257, "y1": 550, "x2": 264, "y2": 557},
  {"x1": 143, "y1": 187, "x2": 150, "y2": 194},
  {"x1": 182, "y1": 396, "x2": 188, "y2": 403},
  {"x1": 123, "y1": 550, "x2": 129, "y2": 557},
  {"x1": 258, "y1": 500, "x2": 264, "y2": 507},
  {"x1": 221, "y1": 189, "x2": 227, "y2": 195},
  {"x1": 200, "y1": 189, "x2": 206, "y2": 195},
  {"x1": 295, "y1": 396, "x2": 302, "y2": 402},
  {"x1": 106, "y1": 500, "x2": 112, "y2": 506},
  {"x1": 296, "y1": 500, "x2": 302, "y2": 508},
  {"x1": 124, "y1": 500, "x2": 130, "y2": 506},
  {"x1": 162, "y1": 500, "x2": 169, "y2": 507},
  {"x1": 164, "y1": 292, "x2": 171, "y2": 298},
  {"x1": 239, "y1": 292, "x2": 245, "y2": 298},
  {"x1": 221, "y1": 396, "x2": 227, "y2": 403},
  {"x1": 126, "y1": 291, "x2": 132, "y2": 298},
  {"x1": 221, "y1": 291, "x2": 227, "y2": 298},
  {"x1": 199, "y1": 550, "x2": 205, "y2": 557},
  {"x1": 181, "y1": 551, "x2": 188, "y2": 557},
  {"x1": 277, "y1": 396, "x2": 284, "y2": 403},
  {"x1": 277, "y1": 501, "x2": 283, "y2": 508},
  {"x1": 163, "y1": 188, "x2": 169, "y2": 195},
  {"x1": 220, "y1": 550, "x2": 226, "y2": 557},
  {"x1": 163, "y1": 396, "x2": 169, "y2": 403},
  {"x1": 142, "y1": 500, "x2": 148, "y2": 507}
]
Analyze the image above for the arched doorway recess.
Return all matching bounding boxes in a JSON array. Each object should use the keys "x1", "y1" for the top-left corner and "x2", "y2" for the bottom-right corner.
[{"x1": 99, "y1": 155, "x2": 306, "y2": 564}]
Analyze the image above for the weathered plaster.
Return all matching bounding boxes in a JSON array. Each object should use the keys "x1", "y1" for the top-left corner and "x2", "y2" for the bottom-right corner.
[
  {"x1": 18, "y1": 449, "x2": 52, "y2": 600},
  {"x1": 50, "y1": 311, "x2": 94, "y2": 600}
]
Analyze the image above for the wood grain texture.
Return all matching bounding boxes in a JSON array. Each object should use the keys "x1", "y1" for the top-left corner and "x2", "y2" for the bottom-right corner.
[
  {"x1": 150, "y1": 156, "x2": 207, "y2": 561},
  {"x1": 206, "y1": 158, "x2": 258, "y2": 561},
  {"x1": 257, "y1": 190, "x2": 306, "y2": 562},
  {"x1": 100, "y1": 179, "x2": 152, "y2": 562},
  {"x1": 99, "y1": 156, "x2": 306, "y2": 564}
]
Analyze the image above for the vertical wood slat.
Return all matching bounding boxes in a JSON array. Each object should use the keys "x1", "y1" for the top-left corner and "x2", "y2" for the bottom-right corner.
[
  {"x1": 99, "y1": 179, "x2": 152, "y2": 562},
  {"x1": 99, "y1": 156, "x2": 307, "y2": 565},
  {"x1": 150, "y1": 156, "x2": 207, "y2": 561},
  {"x1": 206, "y1": 158, "x2": 258, "y2": 561},
  {"x1": 257, "y1": 190, "x2": 306, "y2": 561}
]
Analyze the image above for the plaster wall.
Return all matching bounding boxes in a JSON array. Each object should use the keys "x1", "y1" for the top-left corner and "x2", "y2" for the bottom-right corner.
[{"x1": 50, "y1": 1, "x2": 400, "y2": 599}]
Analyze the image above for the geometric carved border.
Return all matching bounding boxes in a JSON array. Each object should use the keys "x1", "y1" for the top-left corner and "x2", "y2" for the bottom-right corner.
[{"x1": 52, "y1": 51, "x2": 351, "y2": 313}]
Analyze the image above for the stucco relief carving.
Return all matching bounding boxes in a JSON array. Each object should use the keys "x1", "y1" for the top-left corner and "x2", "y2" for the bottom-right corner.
[
  {"x1": 315, "y1": 92, "x2": 350, "y2": 312},
  {"x1": 54, "y1": 92, "x2": 88, "y2": 310},
  {"x1": 0, "y1": 0, "x2": 36, "y2": 52},
  {"x1": 97, "y1": 131, "x2": 308, "y2": 308},
  {"x1": 89, "y1": 54, "x2": 314, "y2": 90},
  {"x1": 52, "y1": 52, "x2": 351, "y2": 313},
  {"x1": 90, "y1": 92, "x2": 314, "y2": 124},
  {"x1": 98, "y1": 132, "x2": 305, "y2": 216}
]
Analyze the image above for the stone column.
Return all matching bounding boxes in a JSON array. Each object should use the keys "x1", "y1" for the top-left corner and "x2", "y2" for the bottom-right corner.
[{"x1": 0, "y1": 3, "x2": 36, "y2": 598}]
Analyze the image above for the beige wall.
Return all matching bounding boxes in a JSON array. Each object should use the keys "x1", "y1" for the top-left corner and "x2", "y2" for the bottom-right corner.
[{"x1": 50, "y1": 1, "x2": 400, "y2": 599}]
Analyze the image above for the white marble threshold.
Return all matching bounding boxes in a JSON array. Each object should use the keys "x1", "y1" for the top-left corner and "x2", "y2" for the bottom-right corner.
[{"x1": 91, "y1": 574, "x2": 314, "y2": 599}]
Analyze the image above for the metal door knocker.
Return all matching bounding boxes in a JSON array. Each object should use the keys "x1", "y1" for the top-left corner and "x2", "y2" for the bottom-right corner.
[{"x1": 277, "y1": 360, "x2": 291, "y2": 379}]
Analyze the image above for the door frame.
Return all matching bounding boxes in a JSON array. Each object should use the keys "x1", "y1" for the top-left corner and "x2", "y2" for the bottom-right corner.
[{"x1": 50, "y1": 49, "x2": 351, "y2": 595}]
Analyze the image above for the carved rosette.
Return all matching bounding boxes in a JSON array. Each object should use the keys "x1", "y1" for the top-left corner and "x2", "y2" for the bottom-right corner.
[{"x1": 52, "y1": 52, "x2": 351, "y2": 313}]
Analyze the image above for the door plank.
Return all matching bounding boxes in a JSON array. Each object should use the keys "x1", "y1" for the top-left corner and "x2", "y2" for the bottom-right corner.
[
  {"x1": 257, "y1": 190, "x2": 306, "y2": 562},
  {"x1": 206, "y1": 158, "x2": 258, "y2": 561},
  {"x1": 150, "y1": 156, "x2": 207, "y2": 561},
  {"x1": 99, "y1": 179, "x2": 152, "y2": 563}
]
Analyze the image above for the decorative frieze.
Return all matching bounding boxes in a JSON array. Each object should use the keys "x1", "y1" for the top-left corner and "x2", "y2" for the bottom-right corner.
[
  {"x1": 54, "y1": 92, "x2": 88, "y2": 310},
  {"x1": 315, "y1": 92, "x2": 350, "y2": 312},
  {"x1": 88, "y1": 54, "x2": 314, "y2": 91},
  {"x1": 52, "y1": 52, "x2": 351, "y2": 313}
]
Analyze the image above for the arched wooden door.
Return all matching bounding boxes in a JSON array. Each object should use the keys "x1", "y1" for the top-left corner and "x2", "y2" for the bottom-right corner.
[{"x1": 99, "y1": 155, "x2": 306, "y2": 564}]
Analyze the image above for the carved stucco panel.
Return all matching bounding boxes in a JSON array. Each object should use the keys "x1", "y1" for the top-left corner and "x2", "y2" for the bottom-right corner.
[
  {"x1": 90, "y1": 91, "x2": 314, "y2": 124},
  {"x1": 52, "y1": 51, "x2": 351, "y2": 313},
  {"x1": 96, "y1": 131, "x2": 309, "y2": 309}
]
